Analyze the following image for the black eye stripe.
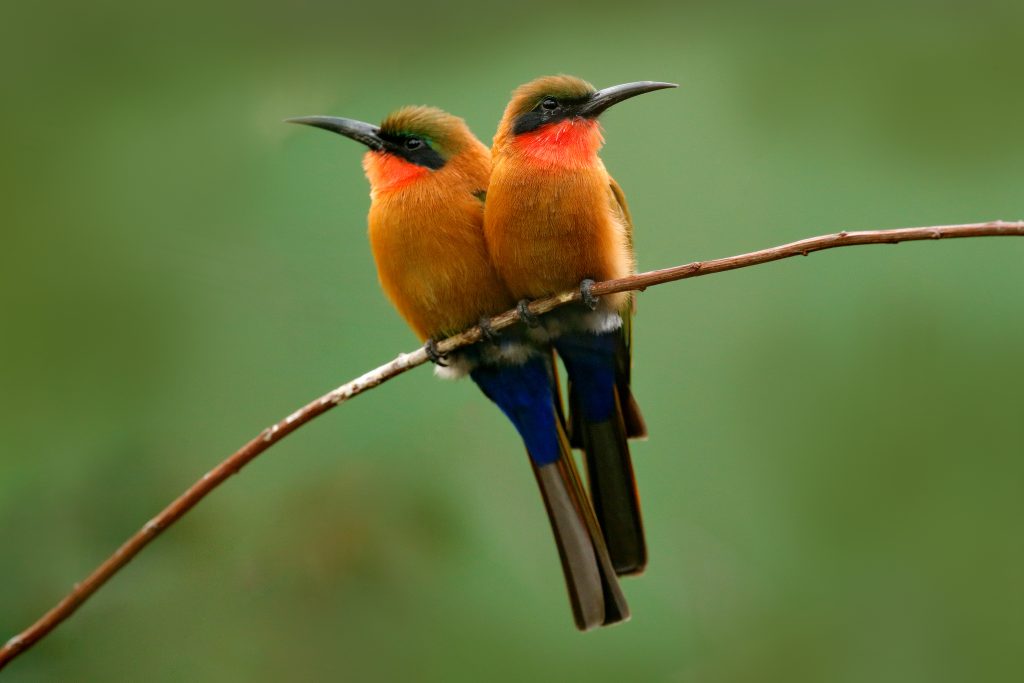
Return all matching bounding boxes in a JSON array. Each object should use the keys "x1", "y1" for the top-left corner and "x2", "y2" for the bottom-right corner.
[
  {"x1": 513, "y1": 94, "x2": 594, "y2": 135},
  {"x1": 376, "y1": 132, "x2": 446, "y2": 170}
]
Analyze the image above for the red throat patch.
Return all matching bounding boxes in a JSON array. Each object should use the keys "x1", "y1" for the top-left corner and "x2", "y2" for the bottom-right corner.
[
  {"x1": 513, "y1": 118, "x2": 604, "y2": 167},
  {"x1": 363, "y1": 151, "x2": 431, "y2": 193}
]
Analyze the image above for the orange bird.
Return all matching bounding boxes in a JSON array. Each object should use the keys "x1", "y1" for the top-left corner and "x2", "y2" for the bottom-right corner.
[
  {"x1": 287, "y1": 106, "x2": 628, "y2": 630},
  {"x1": 485, "y1": 76, "x2": 677, "y2": 576}
]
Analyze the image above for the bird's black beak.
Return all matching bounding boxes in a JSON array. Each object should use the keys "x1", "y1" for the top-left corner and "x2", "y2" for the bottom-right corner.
[
  {"x1": 285, "y1": 115, "x2": 385, "y2": 151},
  {"x1": 576, "y1": 81, "x2": 678, "y2": 118}
]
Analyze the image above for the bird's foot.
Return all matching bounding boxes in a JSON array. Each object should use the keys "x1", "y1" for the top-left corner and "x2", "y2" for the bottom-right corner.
[
  {"x1": 580, "y1": 279, "x2": 599, "y2": 310},
  {"x1": 517, "y1": 300, "x2": 541, "y2": 328},
  {"x1": 478, "y1": 317, "x2": 499, "y2": 341},
  {"x1": 424, "y1": 338, "x2": 448, "y2": 366}
]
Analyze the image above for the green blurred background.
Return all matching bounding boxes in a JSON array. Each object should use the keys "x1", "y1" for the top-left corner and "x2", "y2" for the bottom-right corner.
[{"x1": 2, "y1": 0, "x2": 1022, "y2": 680}]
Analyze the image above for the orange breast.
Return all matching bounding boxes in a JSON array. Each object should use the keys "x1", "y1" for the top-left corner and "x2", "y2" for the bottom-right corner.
[
  {"x1": 367, "y1": 160, "x2": 514, "y2": 340},
  {"x1": 484, "y1": 130, "x2": 633, "y2": 310}
]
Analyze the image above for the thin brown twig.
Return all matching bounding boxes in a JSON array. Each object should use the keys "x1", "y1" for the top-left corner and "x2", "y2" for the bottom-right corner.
[{"x1": 1, "y1": 219, "x2": 1022, "y2": 671}]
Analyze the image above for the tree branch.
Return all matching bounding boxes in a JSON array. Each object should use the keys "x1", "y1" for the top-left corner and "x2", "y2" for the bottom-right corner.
[{"x1": 1, "y1": 219, "x2": 1021, "y2": 671}]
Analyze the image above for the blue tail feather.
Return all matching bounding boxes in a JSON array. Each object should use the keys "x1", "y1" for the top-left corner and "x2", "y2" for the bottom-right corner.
[
  {"x1": 556, "y1": 330, "x2": 648, "y2": 575},
  {"x1": 470, "y1": 356, "x2": 561, "y2": 466},
  {"x1": 470, "y1": 346, "x2": 634, "y2": 622},
  {"x1": 554, "y1": 331, "x2": 619, "y2": 423}
]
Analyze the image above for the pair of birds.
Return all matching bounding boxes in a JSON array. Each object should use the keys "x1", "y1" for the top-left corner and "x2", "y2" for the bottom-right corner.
[{"x1": 289, "y1": 75, "x2": 676, "y2": 630}]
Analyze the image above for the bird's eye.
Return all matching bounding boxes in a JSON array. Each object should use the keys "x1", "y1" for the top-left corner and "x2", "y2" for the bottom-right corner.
[
  {"x1": 405, "y1": 138, "x2": 423, "y2": 150},
  {"x1": 541, "y1": 97, "x2": 558, "y2": 111}
]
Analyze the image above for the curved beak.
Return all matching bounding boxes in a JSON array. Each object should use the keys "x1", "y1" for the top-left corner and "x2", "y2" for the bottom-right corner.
[
  {"x1": 576, "y1": 81, "x2": 678, "y2": 118},
  {"x1": 285, "y1": 115, "x2": 385, "y2": 151}
]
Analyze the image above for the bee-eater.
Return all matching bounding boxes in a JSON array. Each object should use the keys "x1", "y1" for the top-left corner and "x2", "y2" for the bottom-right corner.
[
  {"x1": 485, "y1": 76, "x2": 677, "y2": 576},
  {"x1": 288, "y1": 106, "x2": 628, "y2": 629}
]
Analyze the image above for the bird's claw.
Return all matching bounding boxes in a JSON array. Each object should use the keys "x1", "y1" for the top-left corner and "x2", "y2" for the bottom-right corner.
[
  {"x1": 424, "y1": 338, "x2": 448, "y2": 366},
  {"x1": 517, "y1": 300, "x2": 541, "y2": 328},
  {"x1": 580, "y1": 279, "x2": 599, "y2": 310},
  {"x1": 478, "y1": 317, "x2": 499, "y2": 341}
]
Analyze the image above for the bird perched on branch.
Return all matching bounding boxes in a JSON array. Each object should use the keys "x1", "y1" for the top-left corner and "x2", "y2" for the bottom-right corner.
[
  {"x1": 287, "y1": 106, "x2": 627, "y2": 630},
  {"x1": 485, "y1": 75, "x2": 677, "y2": 576}
]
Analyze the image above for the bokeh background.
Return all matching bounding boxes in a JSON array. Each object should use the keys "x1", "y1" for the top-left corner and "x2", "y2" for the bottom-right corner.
[{"x1": 2, "y1": 1, "x2": 1022, "y2": 680}]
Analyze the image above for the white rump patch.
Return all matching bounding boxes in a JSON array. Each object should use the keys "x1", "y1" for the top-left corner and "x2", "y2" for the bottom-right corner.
[
  {"x1": 432, "y1": 353, "x2": 474, "y2": 380},
  {"x1": 537, "y1": 308, "x2": 623, "y2": 341},
  {"x1": 432, "y1": 339, "x2": 543, "y2": 379}
]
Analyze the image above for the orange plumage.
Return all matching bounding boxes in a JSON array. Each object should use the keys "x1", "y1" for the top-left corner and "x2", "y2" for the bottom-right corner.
[
  {"x1": 483, "y1": 75, "x2": 675, "y2": 578},
  {"x1": 289, "y1": 97, "x2": 646, "y2": 628},
  {"x1": 359, "y1": 107, "x2": 513, "y2": 340},
  {"x1": 485, "y1": 76, "x2": 634, "y2": 312}
]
